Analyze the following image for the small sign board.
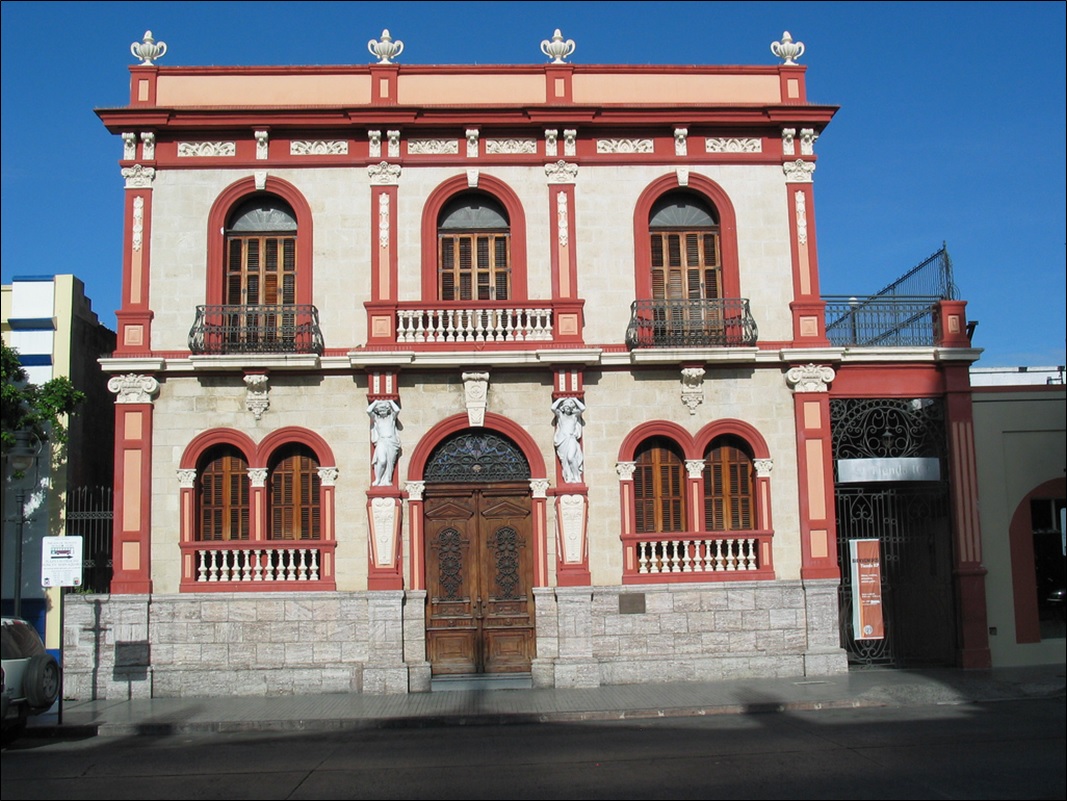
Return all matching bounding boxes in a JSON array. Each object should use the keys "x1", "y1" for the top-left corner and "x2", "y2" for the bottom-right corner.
[
  {"x1": 41, "y1": 536, "x2": 83, "y2": 588},
  {"x1": 838, "y1": 457, "x2": 940, "y2": 484},
  {"x1": 850, "y1": 539, "x2": 884, "y2": 640}
]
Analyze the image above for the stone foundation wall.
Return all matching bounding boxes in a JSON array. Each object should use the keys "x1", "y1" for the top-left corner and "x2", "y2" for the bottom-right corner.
[{"x1": 62, "y1": 581, "x2": 846, "y2": 700}]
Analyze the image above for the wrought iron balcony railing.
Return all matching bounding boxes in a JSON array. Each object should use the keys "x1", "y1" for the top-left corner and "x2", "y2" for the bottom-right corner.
[
  {"x1": 625, "y1": 298, "x2": 758, "y2": 349},
  {"x1": 189, "y1": 305, "x2": 324, "y2": 355},
  {"x1": 823, "y1": 296, "x2": 939, "y2": 347}
]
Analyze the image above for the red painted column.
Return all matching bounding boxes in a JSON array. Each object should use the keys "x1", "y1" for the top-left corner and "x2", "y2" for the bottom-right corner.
[
  {"x1": 115, "y1": 161, "x2": 155, "y2": 355},
  {"x1": 786, "y1": 364, "x2": 840, "y2": 580},
  {"x1": 782, "y1": 126, "x2": 828, "y2": 348},
  {"x1": 365, "y1": 173, "x2": 400, "y2": 346},
  {"x1": 944, "y1": 363, "x2": 992, "y2": 668},
  {"x1": 107, "y1": 374, "x2": 159, "y2": 593},
  {"x1": 547, "y1": 168, "x2": 584, "y2": 344}
]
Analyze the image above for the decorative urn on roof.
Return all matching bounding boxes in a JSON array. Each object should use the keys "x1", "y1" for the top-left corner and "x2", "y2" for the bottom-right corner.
[
  {"x1": 131, "y1": 30, "x2": 167, "y2": 65},
  {"x1": 369, "y1": 29, "x2": 404, "y2": 64},
  {"x1": 541, "y1": 29, "x2": 576, "y2": 64}
]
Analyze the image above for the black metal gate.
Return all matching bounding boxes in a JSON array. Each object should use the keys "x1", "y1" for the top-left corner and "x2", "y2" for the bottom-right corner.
[
  {"x1": 831, "y1": 398, "x2": 957, "y2": 668},
  {"x1": 64, "y1": 486, "x2": 112, "y2": 593}
]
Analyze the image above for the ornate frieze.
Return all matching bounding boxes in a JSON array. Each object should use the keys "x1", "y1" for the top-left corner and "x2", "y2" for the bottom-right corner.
[
  {"x1": 132, "y1": 197, "x2": 144, "y2": 252},
  {"x1": 545, "y1": 129, "x2": 559, "y2": 157},
  {"x1": 557, "y1": 191, "x2": 569, "y2": 246},
  {"x1": 121, "y1": 164, "x2": 155, "y2": 189},
  {"x1": 108, "y1": 374, "x2": 160, "y2": 404},
  {"x1": 140, "y1": 132, "x2": 155, "y2": 160},
  {"x1": 596, "y1": 138, "x2": 654, "y2": 154},
  {"x1": 243, "y1": 373, "x2": 269, "y2": 420},
  {"x1": 290, "y1": 140, "x2": 348, "y2": 156},
  {"x1": 544, "y1": 160, "x2": 578, "y2": 184},
  {"x1": 782, "y1": 159, "x2": 816, "y2": 183},
  {"x1": 782, "y1": 128, "x2": 796, "y2": 156},
  {"x1": 178, "y1": 141, "x2": 236, "y2": 158},
  {"x1": 557, "y1": 494, "x2": 586, "y2": 563},
  {"x1": 368, "y1": 161, "x2": 401, "y2": 185},
  {"x1": 122, "y1": 132, "x2": 137, "y2": 160},
  {"x1": 255, "y1": 130, "x2": 269, "y2": 160},
  {"x1": 681, "y1": 367, "x2": 706, "y2": 415},
  {"x1": 408, "y1": 139, "x2": 459, "y2": 155},
  {"x1": 786, "y1": 364, "x2": 836, "y2": 393},
  {"x1": 462, "y1": 371, "x2": 490, "y2": 427},
  {"x1": 795, "y1": 190, "x2": 808, "y2": 245},
  {"x1": 563, "y1": 130, "x2": 576, "y2": 157},
  {"x1": 466, "y1": 129, "x2": 479, "y2": 158},
  {"x1": 485, "y1": 138, "x2": 537, "y2": 155},
  {"x1": 378, "y1": 192, "x2": 390, "y2": 247},
  {"x1": 706, "y1": 137, "x2": 762, "y2": 153},
  {"x1": 674, "y1": 128, "x2": 688, "y2": 157}
]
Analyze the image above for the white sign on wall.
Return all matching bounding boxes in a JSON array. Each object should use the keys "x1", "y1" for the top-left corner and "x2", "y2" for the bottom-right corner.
[
  {"x1": 838, "y1": 457, "x2": 941, "y2": 484},
  {"x1": 41, "y1": 536, "x2": 83, "y2": 588}
]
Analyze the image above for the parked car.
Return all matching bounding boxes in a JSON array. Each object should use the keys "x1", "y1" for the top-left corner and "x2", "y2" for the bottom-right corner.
[{"x1": 1, "y1": 616, "x2": 60, "y2": 740}]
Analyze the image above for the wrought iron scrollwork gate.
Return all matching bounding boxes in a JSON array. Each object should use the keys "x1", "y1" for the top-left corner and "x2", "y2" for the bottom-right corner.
[
  {"x1": 831, "y1": 398, "x2": 957, "y2": 667},
  {"x1": 64, "y1": 486, "x2": 113, "y2": 593}
]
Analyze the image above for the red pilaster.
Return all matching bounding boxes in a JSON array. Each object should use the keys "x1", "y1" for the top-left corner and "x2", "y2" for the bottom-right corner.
[{"x1": 944, "y1": 363, "x2": 992, "y2": 668}]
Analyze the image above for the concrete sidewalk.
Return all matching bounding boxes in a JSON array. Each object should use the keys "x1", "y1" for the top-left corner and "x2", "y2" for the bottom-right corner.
[{"x1": 22, "y1": 663, "x2": 1066, "y2": 739}]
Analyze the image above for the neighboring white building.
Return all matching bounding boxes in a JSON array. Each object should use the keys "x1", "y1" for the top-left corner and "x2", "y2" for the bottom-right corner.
[{"x1": 61, "y1": 30, "x2": 993, "y2": 699}]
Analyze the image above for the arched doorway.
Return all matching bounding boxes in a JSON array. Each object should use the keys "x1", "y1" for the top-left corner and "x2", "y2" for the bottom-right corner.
[{"x1": 422, "y1": 430, "x2": 535, "y2": 675}]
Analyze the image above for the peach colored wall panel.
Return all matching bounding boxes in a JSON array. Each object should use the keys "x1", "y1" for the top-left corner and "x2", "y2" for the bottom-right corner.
[
  {"x1": 156, "y1": 74, "x2": 373, "y2": 106},
  {"x1": 805, "y1": 440, "x2": 826, "y2": 519},
  {"x1": 572, "y1": 73, "x2": 781, "y2": 104},
  {"x1": 398, "y1": 74, "x2": 545, "y2": 105}
]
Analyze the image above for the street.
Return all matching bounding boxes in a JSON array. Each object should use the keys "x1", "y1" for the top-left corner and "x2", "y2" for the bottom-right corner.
[{"x1": 2, "y1": 697, "x2": 1064, "y2": 799}]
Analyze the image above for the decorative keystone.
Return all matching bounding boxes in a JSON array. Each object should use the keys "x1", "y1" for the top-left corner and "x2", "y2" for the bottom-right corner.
[
  {"x1": 131, "y1": 31, "x2": 167, "y2": 65},
  {"x1": 541, "y1": 29, "x2": 576, "y2": 64},
  {"x1": 771, "y1": 31, "x2": 804, "y2": 65},
  {"x1": 369, "y1": 29, "x2": 404, "y2": 64}
]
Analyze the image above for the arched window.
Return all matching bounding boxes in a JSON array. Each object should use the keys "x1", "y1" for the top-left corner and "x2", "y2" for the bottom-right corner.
[
  {"x1": 704, "y1": 435, "x2": 756, "y2": 531},
  {"x1": 649, "y1": 191, "x2": 721, "y2": 301},
  {"x1": 437, "y1": 193, "x2": 511, "y2": 301},
  {"x1": 225, "y1": 195, "x2": 298, "y2": 307},
  {"x1": 634, "y1": 437, "x2": 687, "y2": 533},
  {"x1": 268, "y1": 444, "x2": 321, "y2": 540},
  {"x1": 197, "y1": 446, "x2": 250, "y2": 541}
]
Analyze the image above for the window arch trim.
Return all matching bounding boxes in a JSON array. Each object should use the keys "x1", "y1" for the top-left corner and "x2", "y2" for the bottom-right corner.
[
  {"x1": 420, "y1": 175, "x2": 529, "y2": 301},
  {"x1": 206, "y1": 176, "x2": 314, "y2": 307},
  {"x1": 632, "y1": 174, "x2": 740, "y2": 301}
]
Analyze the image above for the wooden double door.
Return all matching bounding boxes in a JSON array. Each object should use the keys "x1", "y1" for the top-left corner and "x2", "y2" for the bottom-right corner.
[{"x1": 424, "y1": 483, "x2": 535, "y2": 675}]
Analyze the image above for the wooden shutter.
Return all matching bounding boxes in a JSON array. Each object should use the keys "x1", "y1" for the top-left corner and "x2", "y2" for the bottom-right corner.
[
  {"x1": 198, "y1": 448, "x2": 249, "y2": 541},
  {"x1": 650, "y1": 230, "x2": 721, "y2": 300},
  {"x1": 224, "y1": 234, "x2": 298, "y2": 306},
  {"x1": 703, "y1": 437, "x2": 755, "y2": 531},
  {"x1": 634, "y1": 438, "x2": 687, "y2": 533},
  {"x1": 438, "y1": 232, "x2": 511, "y2": 301},
  {"x1": 269, "y1": 447, "x2": 321, "y2": 540}
]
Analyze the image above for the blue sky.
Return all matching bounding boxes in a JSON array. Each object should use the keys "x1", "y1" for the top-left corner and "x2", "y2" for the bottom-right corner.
[{"x1": 2, "y1": 1, "x2": 1064, "y2": 367}]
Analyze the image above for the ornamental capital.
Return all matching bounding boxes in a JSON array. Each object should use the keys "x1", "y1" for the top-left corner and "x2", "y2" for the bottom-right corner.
[
  {"x1": 782, "y1": 159, "x2": 816, "y2": 183},
  {"x1": 615, "y1": 461, "x2": 637, "y2": 481},
  {"x1": 176, "y1": 469, "x2": 197, "y2": 489},
  {"x1": 529, "y1": 478, "x2": 551, "y2": 499},
  {"x1": 121, "y1": 164, "x2": 155, "y2": 189},
  {"x1": 405, "y1": 481, "x2": 425, "y2": 501},
  {"x1": 754, "y1": 458, "x2": 774, "y2": 478},
  {"x1": 318, "y1": 467, "x2": 339, "y2": 486},
  {"x1": 368, "y1": 161, "x2": 402, "y2": 185},
  {"x1": 544, "y1": 160, "x2": 579, "y2": 184},
  {"x1": 685, "y1": 460, "x2": 706, "y2": 480},
  {"x1": 247, "y1": 468, "x2": 268, "y2": 487},
  {"x1": 786, "y1": 364, "x2": 836, "y2": 393},
  {"x1": 108, "y1": 373, "x2": 160, "y2": 404}
]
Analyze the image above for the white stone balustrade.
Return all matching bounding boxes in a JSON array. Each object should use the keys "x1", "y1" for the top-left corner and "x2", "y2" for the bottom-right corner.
[
  {"x1": 634, "y1": 535, "x2": 761, "y2": 575},
  {"x1": 396, "y1": 306, "x2": 553, "y2": 344},
  {"x1": 193, "y1": 545, "x2": 323, "y2": 583}
]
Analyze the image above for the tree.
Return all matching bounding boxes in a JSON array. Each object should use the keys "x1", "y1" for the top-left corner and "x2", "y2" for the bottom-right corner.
[{"x1": 1, "y1": 340, "x2": 86, "y2": 453}]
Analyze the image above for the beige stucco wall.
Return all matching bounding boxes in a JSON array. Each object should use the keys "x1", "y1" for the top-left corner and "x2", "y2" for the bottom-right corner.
[
  {"x1": 972, "y1": 388, "x2": 1066, "y2": 667},
  {"x1": 147, "y1": 161, "x2": 796, "y2": 351}
]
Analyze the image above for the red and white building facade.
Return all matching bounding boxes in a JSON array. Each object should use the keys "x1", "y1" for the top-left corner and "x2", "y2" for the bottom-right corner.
[{"x1": 63, "y1": 30, "x2": 991, "y2": 698}]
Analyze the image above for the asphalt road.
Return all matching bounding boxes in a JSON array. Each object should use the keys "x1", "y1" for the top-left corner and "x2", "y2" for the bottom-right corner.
[{"x1": 2, "y1": 698, "x2": 1064, "y2": 800}]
